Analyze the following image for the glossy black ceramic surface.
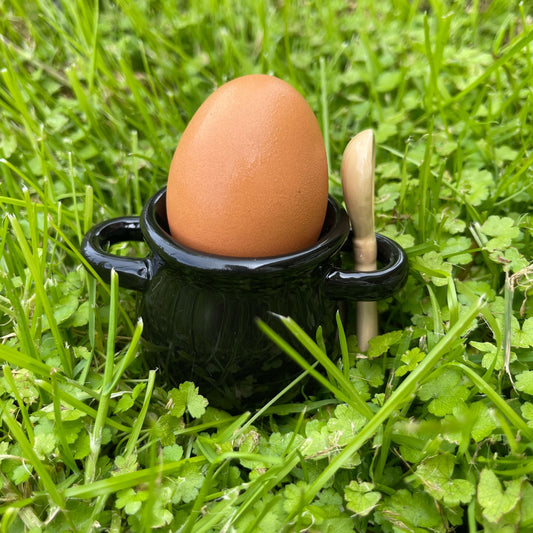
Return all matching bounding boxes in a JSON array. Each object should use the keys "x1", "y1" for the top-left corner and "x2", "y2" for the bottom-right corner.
[{"x1": 81, "y1": 187, "x2": 408, "y2": 410}]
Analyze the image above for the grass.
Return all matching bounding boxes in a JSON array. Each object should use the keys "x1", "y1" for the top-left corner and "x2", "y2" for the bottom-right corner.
[{"x1": 1, "y1": 0, "x2": 533, "y2": 531}]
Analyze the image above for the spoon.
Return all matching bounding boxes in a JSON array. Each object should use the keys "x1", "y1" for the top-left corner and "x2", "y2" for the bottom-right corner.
[{"x1": 341, "y1": 129, "x2": 378, "y2": 351}]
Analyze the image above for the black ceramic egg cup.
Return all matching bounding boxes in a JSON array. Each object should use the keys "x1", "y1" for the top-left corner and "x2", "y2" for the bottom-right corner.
[{"x1": 81, "y1": 187, "x2": 408, "y2": 410}]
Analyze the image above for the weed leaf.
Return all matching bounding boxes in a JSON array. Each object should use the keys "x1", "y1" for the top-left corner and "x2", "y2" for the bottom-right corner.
[{"x1": 478, "y1": 469, "x2": 522, "y2": 523}]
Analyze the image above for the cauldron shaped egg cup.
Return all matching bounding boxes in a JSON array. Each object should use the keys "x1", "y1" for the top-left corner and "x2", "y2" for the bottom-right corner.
[{"x1": 81, "y1": 187, "x2": 408, "y2": 410}]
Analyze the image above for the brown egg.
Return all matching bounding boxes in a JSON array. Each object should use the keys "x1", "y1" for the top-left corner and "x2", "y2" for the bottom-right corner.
[{"x1": 166, "y1": 74, "x2": 329, "y2": 257}]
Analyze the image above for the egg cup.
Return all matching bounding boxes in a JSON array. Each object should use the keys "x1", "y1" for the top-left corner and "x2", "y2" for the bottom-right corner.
[{"x1": 81, "y1": 187, "x2": 408, "y2": 410}]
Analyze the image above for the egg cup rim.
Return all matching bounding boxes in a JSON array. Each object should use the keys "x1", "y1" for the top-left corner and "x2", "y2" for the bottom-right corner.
[{"x1": 140, "y1": 187, "x2": 350, "y2": 274}]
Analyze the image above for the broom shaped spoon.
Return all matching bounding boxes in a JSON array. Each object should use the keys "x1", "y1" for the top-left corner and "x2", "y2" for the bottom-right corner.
[{"x1": 340, "y1": 129, "x2": 378, "y2": 351}]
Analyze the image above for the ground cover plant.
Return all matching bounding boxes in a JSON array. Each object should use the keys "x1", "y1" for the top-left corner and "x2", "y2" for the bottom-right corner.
[{"x1": 1, "y1": 0, "x2": 532, "y2": 530}]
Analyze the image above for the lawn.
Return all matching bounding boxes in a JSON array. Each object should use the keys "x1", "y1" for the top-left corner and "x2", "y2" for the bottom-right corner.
[{"x1": 1, "y1": 0, "x2": 533, "y2": 531}]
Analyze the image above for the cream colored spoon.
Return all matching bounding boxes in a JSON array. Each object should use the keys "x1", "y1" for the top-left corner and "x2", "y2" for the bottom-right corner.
[{"x1": 341, "y1": 129, "x2": 377, "y2": 351}]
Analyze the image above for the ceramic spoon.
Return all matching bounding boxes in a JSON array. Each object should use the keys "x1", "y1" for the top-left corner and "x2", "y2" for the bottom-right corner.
[{"x1": 341, "y1": 129, "x2": 377, "y2": 351}]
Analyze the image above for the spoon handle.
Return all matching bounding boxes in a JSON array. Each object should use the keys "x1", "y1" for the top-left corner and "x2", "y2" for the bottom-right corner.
[{"x1": 341, "y1": 129, "x2": 378, "y2": 351}]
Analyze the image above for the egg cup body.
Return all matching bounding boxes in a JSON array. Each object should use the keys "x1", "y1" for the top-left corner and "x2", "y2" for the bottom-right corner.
[
  {"x1": 138, "y1": 259, "x2": 337, "y2": 409},
  {"x1": 81, "y1": 187, "x2": 408, "y2": 411}
]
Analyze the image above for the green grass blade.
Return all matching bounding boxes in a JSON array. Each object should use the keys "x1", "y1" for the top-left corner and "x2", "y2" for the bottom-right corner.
[
  {"x1": 0, "y1": 401, "x2": 65, "y2": 508},
  {"x1": 2, "y1": 364, "x2": 34, "y2": 445},
  {"x1": 51, "y1": 372, "x2": 80, "y2": 473},
  {"x1": 257, "y1": 318, "x2": 372, "y2": 418},
  {"x1": 85, "y1": 268, "x2": 119, "y2": 484},
  {"x1": 0, "y1": 344, "x2": 54, "y2": 379},
  {"x1": 64, "y1": 457, "x2": 206, "y2": 499},
  {"x1": 8, "y1": 215, "x2": 73, "y2": 377},
  {"x1": 68, "y1": 152, "x2": 82, "y2": 244},
  {"x1": 294, "y1": 296, "x2": 484, "y2": 512},
  {"x1": 108, "y1": 318, "x2": 143, "y2": 393},
  {"x1": 336, "y1": 310, "x2": 350, "y2": 381},
  {"x1": 276, "y1": 314, "x2": 374, "y2": 419},
  {"x1": 445, "y1": 23, "x2": 533, "y2": 109},
  {"x1": 449, "y1": 361, "x2": 533, "y2": 442},
  {"x1": 35, "y1": 379, "x2": 131, "y2": 433},
  {"x1": 124, "y1": 369, "x2": 156, "y2": 459},
  {"x1": 235, "y1": 367, "x2": 313, "y2": 439},
  {"x1": 0, "y1": 270, "x2": 41, "y2": 362}
]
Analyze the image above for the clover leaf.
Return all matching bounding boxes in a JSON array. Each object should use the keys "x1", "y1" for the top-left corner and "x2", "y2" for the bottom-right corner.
[
  {"x1": 168, "y1": 382, "x2": 208, "y2": 419},
  {"x1": 480, "y1": 216, "x2": 520, "y2": 251},
  {"x1": 396, "y1": 347, "x2": 425, "y2": 377},
  {"x1": 414, "y1": 453, "x2": 475, "y2": 506},
  {"x1": 462, "y1": 168, "x2": 494, "y2": 206},
  {"x1": 417, "y1": 368, "x2": 469, "y2": 416},
  {"x1": 345, "y1": 480, "x2": 382, "y2": 516},
  {"x1": 376, "y1": 489, "x2": 443, "y2": 530},
  {"x1": 477, "y1": 469, "x2": 522, "y2": 524},
  {"x1": 514, "y1": 318, "x2": 533, "y2": 349},
  {"x1": 516, "y1": 371, "x2": 533, "y2": 395}
]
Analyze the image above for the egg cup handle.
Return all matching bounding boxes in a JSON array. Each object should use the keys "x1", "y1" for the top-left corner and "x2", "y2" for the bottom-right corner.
[
  {"x1": 81, "y1": 217, "x2": 151, "y2": 292},
  {"x1": 324, "y1": 234, "x2": 408, "y2": 301}
]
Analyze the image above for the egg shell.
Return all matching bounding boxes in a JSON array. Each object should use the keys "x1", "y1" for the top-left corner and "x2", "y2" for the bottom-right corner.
[{"x1": 166, "y1": 74, "x2": 329, "y2": 257}]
